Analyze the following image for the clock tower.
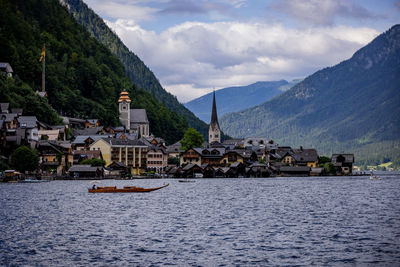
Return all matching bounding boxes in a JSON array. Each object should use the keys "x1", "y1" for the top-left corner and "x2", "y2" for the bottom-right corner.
[{"x1": 118, "y1": 90, "x2": 131, "y2": 130}]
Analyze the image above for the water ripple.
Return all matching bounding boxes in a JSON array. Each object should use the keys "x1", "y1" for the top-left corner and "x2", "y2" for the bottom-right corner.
[{"x1": 1, "y1": 177, "x2": 400, "y2": 266}]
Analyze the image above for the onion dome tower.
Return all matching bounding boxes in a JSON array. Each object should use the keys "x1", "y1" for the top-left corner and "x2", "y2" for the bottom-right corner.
[
  {"x1": 118, "y1": 90, "x2": 131, "y2": 130},
  {"x1": 209, "y1": 90, "x2": 221, "y2": 144}
]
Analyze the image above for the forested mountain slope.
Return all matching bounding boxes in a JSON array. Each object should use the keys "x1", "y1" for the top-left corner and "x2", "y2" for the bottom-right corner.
[
  {"x1": 220, "y1": 25, "x2": 400, "y2": 166},
  {"x1": 185, "y1": 80, "x2": 290, "y2": 123},
  {"x1": 60, "y1": 0, "x2": 213, "y2": 138},
  {"x1": 0, "y1": 0, "x2": 187, "y2": 144}
]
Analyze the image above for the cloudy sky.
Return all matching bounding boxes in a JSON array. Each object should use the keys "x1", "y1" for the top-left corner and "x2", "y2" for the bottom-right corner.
[{"x1": 83, "y1": 0, "x2": 400, "y2": 102}]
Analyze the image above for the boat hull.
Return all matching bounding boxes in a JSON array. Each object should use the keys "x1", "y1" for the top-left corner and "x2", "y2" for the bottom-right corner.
[{"x1": 88, "y1": 184, "x2": 169, "y2": 193}]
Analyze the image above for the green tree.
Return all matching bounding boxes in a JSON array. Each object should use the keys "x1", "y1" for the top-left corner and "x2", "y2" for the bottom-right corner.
[
  {"x1": 80, "y1": 158, "x2": 106, "y2": 167},
  {"x1": 167, "y1": 157, "x2": 180, "y2": 166},
  {"x1": 0, "y1": 159, "x2": 9, "y2": 171},
  {"x1": 318, "y1": 156, "x2": 331, "y2": 164},
  {"x1": 10, "y1": 146, "x2": 39, "y2": 173},
  {"x1": 180, "y1": 128, "x2": 204, "y2": 151}
]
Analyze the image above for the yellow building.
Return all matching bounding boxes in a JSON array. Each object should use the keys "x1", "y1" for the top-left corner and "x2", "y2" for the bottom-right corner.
[
  {"x1": 90, "y1": 138, "x2": 112, "y2": 166},
  {"x1": 90, "y1": 138, "x2": 148, "y2": 175}
]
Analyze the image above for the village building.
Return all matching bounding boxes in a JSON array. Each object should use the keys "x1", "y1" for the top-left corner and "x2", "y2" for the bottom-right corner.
[
  {"x1": 68, "y1": 165, "x2": 103, "y2": 178},
  {"x1": 84, "y1": 119, "x2": 100, "y2": 128},
  {"x1": 72, "y1": 135, "x2": 111, "y2": 150},
  {"x1": 90, "y1": 137, "x2": 148, "y2": 175},
  {"x1": 208, "y1": 90, "x2": 221, "y2": 144},
  {"x1": 118, "y1": 90, "x2": 150, "y2": 137},
  {"x1": 166, "y1": 141, "x2": 182, "y2": 158},
  {"x1": 147, "y1": 146, "x2": 168, "y2": 172},
  {"x1": 0, "y1": 62, "x2": 13, "y2": 78},
  {"x1": 17, "y1": 116, "x2": 38, "y2": 148},
  {"x1": 37, "y1": 140, "x2": 73, "y2": 175},
  {"x1": 332, "y1": 154, "x2": 354, "y2": 175}
]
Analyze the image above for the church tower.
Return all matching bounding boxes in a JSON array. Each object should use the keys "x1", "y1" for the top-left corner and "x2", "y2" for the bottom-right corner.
[
  {"x1": 118, "y1": 90, "x2": 131, "y2": 130},
  {"x1": 209, "y1": 90, "x2": 221, "y2": 144}
]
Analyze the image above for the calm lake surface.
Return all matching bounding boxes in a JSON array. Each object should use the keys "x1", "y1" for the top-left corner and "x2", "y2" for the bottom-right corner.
[{"x1": 1, "y1": 176, "x2": 400, "y2": 266}]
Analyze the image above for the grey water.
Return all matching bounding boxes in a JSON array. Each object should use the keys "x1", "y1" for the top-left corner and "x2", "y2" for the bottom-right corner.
[{"x1": 1, "y1": 176, "x2": 400, "y2": 266}]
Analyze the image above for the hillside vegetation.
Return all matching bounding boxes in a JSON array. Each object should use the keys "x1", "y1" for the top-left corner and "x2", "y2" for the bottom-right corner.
[
  {"x1": 0, "y1": 0, "x2": 187, "y2": 144},
  {"x1": 220, "y1": 25, "x2": 400, "y2": 166}
]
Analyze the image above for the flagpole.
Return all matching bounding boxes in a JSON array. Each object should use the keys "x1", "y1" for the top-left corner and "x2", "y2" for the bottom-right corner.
[{"x1": 42, "y1": 44, "x2": 45, "y2": 92}]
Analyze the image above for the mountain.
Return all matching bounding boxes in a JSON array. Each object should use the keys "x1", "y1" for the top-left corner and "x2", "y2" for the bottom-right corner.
[
  {"x1": 220, "y1": 25, "x2": 400, "y2": 166},
  {"x1": 0, "y1": 0, "x2": 187, "y2": 144},
  {"x1": 60, "y1": 0, "x2": 214, "y2": 138},
  {"x1": 185, "y1": 80, "x2": 293, "y2": 123}
]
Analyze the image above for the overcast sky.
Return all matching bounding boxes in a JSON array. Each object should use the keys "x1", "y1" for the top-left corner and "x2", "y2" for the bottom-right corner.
[{"x1": 83, "y1": 0, "x2": 400, "y2": 102}]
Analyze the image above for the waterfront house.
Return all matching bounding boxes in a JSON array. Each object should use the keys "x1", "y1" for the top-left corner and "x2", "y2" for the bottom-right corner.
[
  {"x1": 220, "y1": 150, "x2": 244, "y2": 166},
  {"x1": 180, "y1": 148, "x2": 202, "y2": 166},
  {"x1": 331, "y1": 154, "x2": 354, "y2": 175},
  {"x1": 37, "y1": 140, "x2": 73, "y2": 175},
  {"x1": 292, "y1": 147, "x2": 319, "y2": 168},
  {"x1": 200, "y1": 147, "x2": 225, "y2": 167},
  {"x1": 182, "y1": 163, "x2": 203, "y2": 178},
  {"x1": 68, "y1": 165, "x2": 103, "y2": 178},
  {"x1": 279, "y1": 166, "x2": 311, "y2": 177},
  {"x1": 106, "y1": 161, "x2": 128, "y2": 177}
]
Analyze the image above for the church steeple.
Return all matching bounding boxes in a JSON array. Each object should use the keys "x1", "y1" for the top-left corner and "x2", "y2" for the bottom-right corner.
[
  {"x1": 119, "y1": 89, "x2": 131, "y2": 130},
  {"x1": 209, "y1": 89, "x2": 221, "y2": 144}
]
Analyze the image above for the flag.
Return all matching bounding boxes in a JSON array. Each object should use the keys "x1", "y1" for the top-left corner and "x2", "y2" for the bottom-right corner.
[{"x1": 39, "y1": 43, "x2": 46, "y2": 62}]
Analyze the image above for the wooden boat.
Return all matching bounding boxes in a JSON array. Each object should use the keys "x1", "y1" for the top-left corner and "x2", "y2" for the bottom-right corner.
[{"x1": 88, "y1": 183, "x2": 169, "y2": 193}]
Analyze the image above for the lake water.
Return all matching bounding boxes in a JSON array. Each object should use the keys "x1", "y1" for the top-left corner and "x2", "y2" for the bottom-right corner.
[{"x1": 1, "y1": 176, "x2": 400, "y2": 266}]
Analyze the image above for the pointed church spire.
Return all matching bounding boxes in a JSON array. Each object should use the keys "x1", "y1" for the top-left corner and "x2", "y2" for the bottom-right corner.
[
  {"x1": 209, "y1": 89, "x2": 221, "y2": 144},
  {"x1": 210, "y1": 89, "x2": 219, "y2": 128}
]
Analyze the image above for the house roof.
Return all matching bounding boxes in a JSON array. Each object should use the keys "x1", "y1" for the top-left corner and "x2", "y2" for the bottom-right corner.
[
  {"x1": 2, "y1": 113, "x2": 17, "y2": 122},
  {"x1": 18, "y1": 116, "x2": 38, "y2": 128},
  {"x1": 292, "y1": 148, "x2": 318, "y2": 162},
  {"x1": 130, "y1": 109, "x2": 148, "y2": 123},
  {"x1": 166, "y1": 142, "x2": 182, "y2": 153},
  {"x1": 86, "y1": 119, "x2": 98, "y2": 125},
  {"x1": 72, "y1": 135, "x2": 110, "y2": 145},
  {"x1": 107, "y1": 161, "x2": 127, "y2": 168},
  {"x1": 38, "y1": 129, "x2": 60, "y2": 141},
  {"x1": 73, "y1": 127, "x2": 103, "y2": 136},
  {"x1": 68, "y1": 165, "x2": 102, "y2": 172},
  {"x1": 148, "y1": 145, "x2": 166, "y2": 154},
  {"x1": 0, "y1": 63, "x2": 13, "y2": 73},
  {"x1": 108, "y1": 138, "x2": 147, "y2": 147},
  {"x1": 182, "y1": 163, "x2": 200, "y2": 171},
  {"x1": 10, "y1": 108, "x2": 23, "y2": 115},
  {"x1": 332, "y1": 154, "x2": 354, "y2": 164}
]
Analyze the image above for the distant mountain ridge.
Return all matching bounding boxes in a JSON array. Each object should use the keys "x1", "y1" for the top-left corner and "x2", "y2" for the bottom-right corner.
[
  {"x1": 60, "y1": 0, "x2": 214, "y2": 138},
  {"x1": 220, "y1": 25, "x2": 400, "y2": 165},
  {"x1": 185, "y1": 80, "x2": 299, "y2": 123}
]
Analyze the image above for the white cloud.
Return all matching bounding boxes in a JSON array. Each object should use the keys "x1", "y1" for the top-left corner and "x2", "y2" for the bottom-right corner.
[{"x1": 106, "y1": 19, "x2": 379, "y2": 102}]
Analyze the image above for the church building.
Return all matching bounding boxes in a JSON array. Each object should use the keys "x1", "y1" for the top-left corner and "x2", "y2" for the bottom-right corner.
[
  {"x1": 209, "y1": 90, "x2": 221, "y2": 144},
  {"x1": 118, "y1": 90, "x2": 150, "y2": 137}
]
